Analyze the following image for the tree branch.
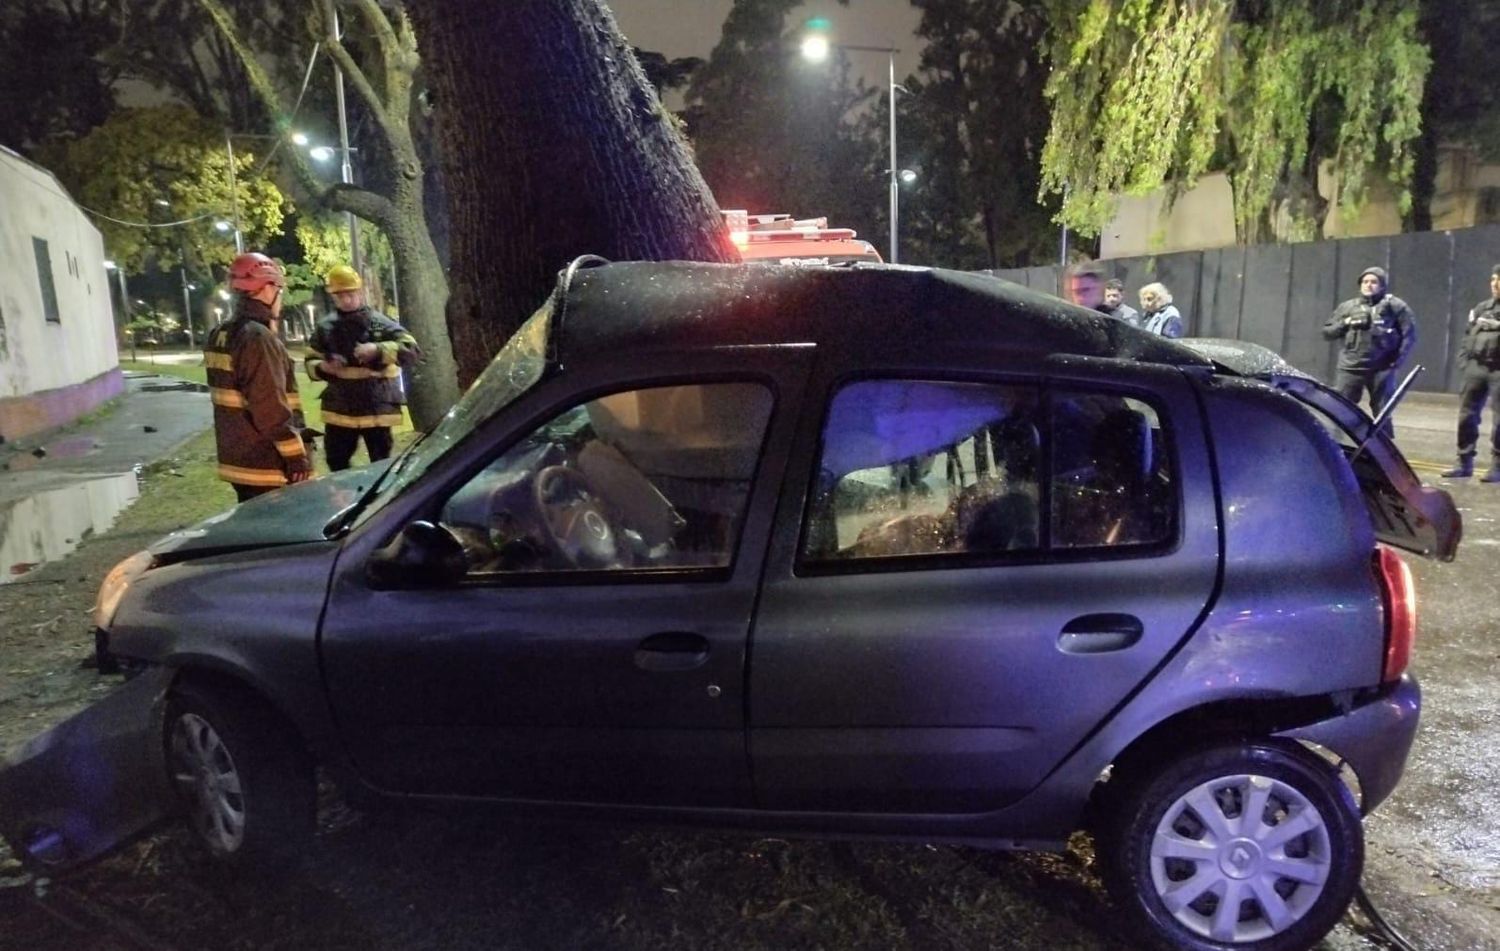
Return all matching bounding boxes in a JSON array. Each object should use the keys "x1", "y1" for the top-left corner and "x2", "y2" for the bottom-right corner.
[
  {"x1": 315, "y1": 0, "x2": 393, "y2": 131},
  {"x1": 325, "y1": 183, "x2": 397, "y2": 229},
  {"x1": 194, "y1": 0, "x2": 329, "y2": 203},
  {"x1": 354, "y1": 0, "x2": 399, "y2": 53}
]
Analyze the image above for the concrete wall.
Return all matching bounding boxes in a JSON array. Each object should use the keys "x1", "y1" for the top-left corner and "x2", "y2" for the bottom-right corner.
[
  {"x1": 0, "y1": 146, "x2": 121, "y2": 442},
  {"x1": 1099, "y1": 173, "x2": 1238, "y2": 259},
  {"x1": 1104, "y1": 146, "x2": 1500, "y2": 258}
]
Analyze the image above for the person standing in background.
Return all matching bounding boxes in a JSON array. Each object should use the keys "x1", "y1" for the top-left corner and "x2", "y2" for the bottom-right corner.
[{"x1": 1138, "y1": 283, "x2": 1184, "y2": 338}]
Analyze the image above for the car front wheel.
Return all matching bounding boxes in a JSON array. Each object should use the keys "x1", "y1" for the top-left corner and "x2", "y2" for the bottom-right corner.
[
  {"x1": 165, "y1": 681, "x2": 315, "y2": 870},
  {"x1": 1098, "y1": 741, "x2": 1363, "y2": 951}
]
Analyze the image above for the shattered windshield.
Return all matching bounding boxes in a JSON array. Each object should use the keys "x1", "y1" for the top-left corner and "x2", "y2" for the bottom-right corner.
[{"x1": 352, "y1": 299, "x2": 553, "y2": 525}]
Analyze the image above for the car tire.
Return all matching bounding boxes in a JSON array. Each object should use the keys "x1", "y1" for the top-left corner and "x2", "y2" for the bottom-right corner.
[
  {"x1": 1097, "y1": 741, "x2": 1362, "y2": 951},
  {"x1": 164, "y1": 681, "x2": 315, "y2": 871}
]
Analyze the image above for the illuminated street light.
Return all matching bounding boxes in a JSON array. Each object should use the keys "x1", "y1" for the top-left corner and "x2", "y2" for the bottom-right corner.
[
  {"x1": 291, "y1": 131, "x2": 310, "y2": 146},
  {"x1": 309, "y1": 145, "x2": 336, "y2": 162},
  {"x1": 802, "y1": 24, "x2": 906, "y2": 263},
  {"x1": 215, "y1": 220, "x2": 232, "y2": 233},
  {"x1": 899, "y1": 168, "x2": 918, "y2": 185},
  {"x1": 800, "y1": 35, "x2": 830, "y2": 62},
  {"x1": 103, "y1": 259, "x2": 117, "y2": 269}
]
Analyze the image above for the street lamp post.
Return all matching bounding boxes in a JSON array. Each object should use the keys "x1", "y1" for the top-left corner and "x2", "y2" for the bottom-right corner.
[
  {"x1": 802, "y1": 35, "x2": 905, "y2": 264},
  {"x1": 104, "y1": 261, "x2": 130, "y2": 348},
  {"x1": 222, "y1": 132, "x2": 245, "y2": 252},
  {"x1": 332, "y1": 8, "x2": 362, "y2": 275},
  {"x1": 180, "y1": 274, "x2": 195, "y2": 349}
]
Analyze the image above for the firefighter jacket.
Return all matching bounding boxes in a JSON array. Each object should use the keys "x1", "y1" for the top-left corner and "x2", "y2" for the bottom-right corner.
[
  {"x1": 204, "y1": 300, "x2": 309, "y2": 488},
  {"x1": 1322, "y1": 294, "x2": 1416, "y2": 372},
  {"x1": 305, "y1": 307, "x2": 420, "y2": 429},
  {"x1": 1459, "y1": 298, "x2": 1500, "y2": 370}
]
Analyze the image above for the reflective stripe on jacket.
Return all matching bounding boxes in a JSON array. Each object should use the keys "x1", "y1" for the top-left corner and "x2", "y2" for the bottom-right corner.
[
  {"x1": 304, "y1": 307, "x2": 419, "y2": 429},
  {"x1": 205, "y1": 302, "x2": 308, "y2": 487}
]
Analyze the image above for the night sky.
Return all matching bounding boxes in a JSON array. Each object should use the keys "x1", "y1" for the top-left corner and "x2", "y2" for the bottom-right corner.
[{"x1": 609, "y1": 0, "x2": 925, "y2": 90}]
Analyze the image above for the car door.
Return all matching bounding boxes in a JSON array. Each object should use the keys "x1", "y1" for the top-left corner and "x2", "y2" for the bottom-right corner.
[
  {"x1": 748, "y1": 360, "x2": 1221, "y2": 814},
  {"x1": 319, "y1": 349, "x2": 809, "y2": 808}
]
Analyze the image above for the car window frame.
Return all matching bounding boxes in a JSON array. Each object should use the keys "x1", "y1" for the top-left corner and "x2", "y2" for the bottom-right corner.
[
  {"x1": 407, "y1": 373, "x2": 783, "y2": 589},
  {"x1": 792, "y1": 370, "x2": 1184, "y2": 577}
]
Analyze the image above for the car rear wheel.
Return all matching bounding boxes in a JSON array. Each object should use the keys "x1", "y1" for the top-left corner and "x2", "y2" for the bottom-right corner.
[
  {"x1": 165, "y1": 681, "x2": 315, "y2": 870},
  {"x1": 1098, "y1": 741, "x2": 1362, "y2": 951}
]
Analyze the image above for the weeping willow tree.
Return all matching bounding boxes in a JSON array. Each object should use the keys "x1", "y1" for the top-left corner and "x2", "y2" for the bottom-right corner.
[{"x1": 1039, "y1": 0, "x2": 1430, "y2": 243}]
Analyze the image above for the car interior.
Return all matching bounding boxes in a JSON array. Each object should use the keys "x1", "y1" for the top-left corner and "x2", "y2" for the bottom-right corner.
[{"x1": 438, "y1": 383, "x2": 773, "y2": 574}]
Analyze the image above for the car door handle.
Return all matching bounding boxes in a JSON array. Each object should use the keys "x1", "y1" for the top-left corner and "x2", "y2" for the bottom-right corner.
[
  {"x1": 634, "y1": 632, "x2": 710, "y2": 672},
  {"x1": 1057, "y1": 614, "x2": 1143, "y2": 654}
]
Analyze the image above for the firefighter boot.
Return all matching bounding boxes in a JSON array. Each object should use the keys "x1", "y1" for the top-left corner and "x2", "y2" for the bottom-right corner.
[
  {"x1": 1483, "y1": 460, "x2": 1500, "y2": 483},
  {"x1": 1442, "y1": 456, "x2": 1474, "y2": 479}
]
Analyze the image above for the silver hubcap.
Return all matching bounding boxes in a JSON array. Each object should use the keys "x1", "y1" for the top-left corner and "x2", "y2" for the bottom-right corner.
[
  {"x1": 1149, "y1": 773, "x2": 1332, "y2": 943},
  {"x1": 169, "y1": 713, "x2": 246, "y2": 854}
]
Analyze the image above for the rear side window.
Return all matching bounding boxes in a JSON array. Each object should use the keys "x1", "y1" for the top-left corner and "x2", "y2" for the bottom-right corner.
[
  {"x1": 801, "y1": 380, "x2": 1175, "y2": 567},
  {"x1": 1049, "y1": 392, "x2": 1175, "y2": 549}
]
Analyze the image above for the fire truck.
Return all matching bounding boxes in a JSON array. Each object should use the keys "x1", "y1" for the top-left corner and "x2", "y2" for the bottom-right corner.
[{"x1": 725, "y1": 210, "x2": 883, "y2": 266}]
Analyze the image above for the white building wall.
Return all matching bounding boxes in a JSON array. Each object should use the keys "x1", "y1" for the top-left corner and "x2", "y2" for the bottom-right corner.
[{"x1": 0, "y1": 147, "x2": 118, "y2": 401}]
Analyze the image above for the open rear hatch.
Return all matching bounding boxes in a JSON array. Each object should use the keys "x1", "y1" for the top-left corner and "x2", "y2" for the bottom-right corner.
[{"x1": 1182, "y1": 339, "x2": 1461, "y2": 561}]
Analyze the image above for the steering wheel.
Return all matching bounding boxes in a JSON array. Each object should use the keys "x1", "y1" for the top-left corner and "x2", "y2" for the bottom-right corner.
[{"x1": 532, "y1": 465, "x2": 624, "y2": 569}]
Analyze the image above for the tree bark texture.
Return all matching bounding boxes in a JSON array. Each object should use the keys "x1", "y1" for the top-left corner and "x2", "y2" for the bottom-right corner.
[
  {"x1": 408, "y1": 0, "x2": 737, "y2": 386},
  {"x1": 196, "y1": 0, "x2": 459, "y2": 428}
]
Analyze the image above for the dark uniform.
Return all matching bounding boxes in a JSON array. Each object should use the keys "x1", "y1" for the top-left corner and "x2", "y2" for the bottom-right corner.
[
  {"x1": 305, "y1": 306, "x2": 420, "y2": 471},
  {"x1": 205, "y1": 299, "x2": 310, "y2": 501},
  {"x1": 1452, "y1": 296, "x2": 1500, "y2": 477},
  {"x1": 1322, "y1": 276, "x2": 1416, "y2": 428}
]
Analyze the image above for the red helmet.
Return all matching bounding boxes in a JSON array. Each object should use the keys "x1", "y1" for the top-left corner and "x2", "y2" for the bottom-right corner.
[{"x1": 228, "y1": 252, "x2": 285, "y2": 294}]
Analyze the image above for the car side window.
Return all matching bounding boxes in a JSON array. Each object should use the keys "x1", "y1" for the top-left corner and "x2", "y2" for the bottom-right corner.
[
  {"x1": 1049, "y1": 392, "x2": 1175, "y2": 549},
  {"x1": 801, "y1": 380, "x2": 1044, "y2": 562},
  {"x1": 439, "y1": 382, "x2": 773, "y2": 576}
]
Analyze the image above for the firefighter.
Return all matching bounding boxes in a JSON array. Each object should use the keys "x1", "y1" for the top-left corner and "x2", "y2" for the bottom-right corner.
[
  {"x1": 306, "y1": 264, "x2": 420, "y2": 471},
  {"x1": 205, "y1": 252, "x2": 311, "y2": 502}
]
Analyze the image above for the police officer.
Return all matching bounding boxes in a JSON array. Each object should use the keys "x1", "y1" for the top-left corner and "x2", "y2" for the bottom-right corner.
[
  {"x1": 205, "y1": 253, "x2": 310, "y2": 502},
  {"x1": 1322, "y1": 266, "x2": 1417, "y2": 428},
  {"x1": 306, "y1": 264, "x2": 420, "y2": 471},
  {"x1": 1442, "y1": 265, "x2": 1500, "y2": 481}
]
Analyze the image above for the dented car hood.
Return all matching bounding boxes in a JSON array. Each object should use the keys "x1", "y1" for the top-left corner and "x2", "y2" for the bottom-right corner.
[{"x1": 149, "y1": 462, "x2": 389, "y2": 563}]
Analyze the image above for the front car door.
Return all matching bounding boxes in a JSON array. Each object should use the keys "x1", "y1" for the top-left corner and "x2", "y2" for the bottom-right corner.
[
  {"x1": 320, "y1": 349, "x2": 809, "y2": 807},
  {"x1": 749, "y1": 359, "x2": 1220, "y2": 813}
]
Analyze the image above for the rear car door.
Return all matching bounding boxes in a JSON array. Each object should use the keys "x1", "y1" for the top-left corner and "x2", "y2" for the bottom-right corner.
[{"x1": 748, "y1": 361, "x2": 1221, "y2": 813}]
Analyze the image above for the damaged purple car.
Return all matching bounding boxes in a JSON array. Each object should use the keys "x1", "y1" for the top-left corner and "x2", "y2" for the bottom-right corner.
[{"x1": 0, "y1": 259, "x2": 1459, "y2": 951}]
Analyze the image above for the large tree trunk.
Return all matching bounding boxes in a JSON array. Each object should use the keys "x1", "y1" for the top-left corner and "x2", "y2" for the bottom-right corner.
[
  {"x1": 407, "y1": 0, "x2": 737, "y2": 386},
  {"x1": 389, "y1": 214, "x2": 460, "y2": 428}
]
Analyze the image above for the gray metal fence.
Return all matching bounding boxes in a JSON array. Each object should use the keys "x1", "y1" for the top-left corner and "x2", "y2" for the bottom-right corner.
[{"x1": 985, "y1": 224, "x2": 1500, "y2": 392}]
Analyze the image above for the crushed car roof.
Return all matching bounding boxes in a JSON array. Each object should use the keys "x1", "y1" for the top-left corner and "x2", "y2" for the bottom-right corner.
[{"x1": 553, "y1": 261, "x2": 1217, "y2": 369}]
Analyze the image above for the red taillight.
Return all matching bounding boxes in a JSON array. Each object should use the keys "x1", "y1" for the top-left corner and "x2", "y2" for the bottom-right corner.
[{"x1": 1375, "y1": 546, "x2": 1417, "y2": 682}]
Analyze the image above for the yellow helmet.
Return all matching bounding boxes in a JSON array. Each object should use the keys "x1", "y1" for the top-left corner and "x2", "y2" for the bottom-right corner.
[{"x1": 325, "y1": 264, "x2": 363, "y2": 293}]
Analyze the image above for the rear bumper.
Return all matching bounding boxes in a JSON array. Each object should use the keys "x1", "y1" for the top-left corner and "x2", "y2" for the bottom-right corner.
[
  {"x1": 0, "y1": 666, "x2": 174, "y2": 873},
  {"x1": 1276, "y1": 673, "x2": 1420, "y2": 814}
]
